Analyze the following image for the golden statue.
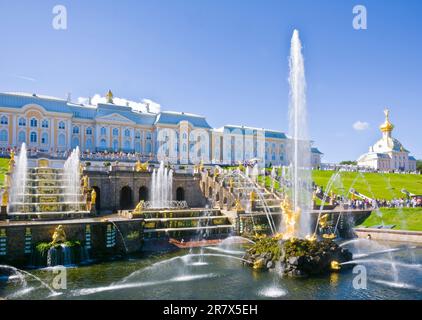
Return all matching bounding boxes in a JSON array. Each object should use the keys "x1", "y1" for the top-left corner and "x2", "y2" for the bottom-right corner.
[
  {"x1": 250, "y1": 190, "x2": 256, "y2": 202},
  {"x1": 214, "y1": 167, "x2": 220, "y2": 177},
  {"x1": 318, "y1": 214, "x2": 329, "y2": 228},
  {"x1": 8, "y1": 156, "x2": 15, "y2": 173},
  {"x1": 133, "y1": 201, "x2": 144, "y2": 214},
  {"x1": 1, "y1": 189, "x2": 8, "y2": 206},
  {"x1": 82, "y1": 175, "x2": 89, "y2": 189},
  {"x1": 234, "y1": 198, "x2": 244, "y2": 212},
  {"x1": 91, "y1": 189, "x2": 97, "y2": 205},
  {"x1": 51, "y1": 225, "x2": 66, "y2": 244},
  {"x1": 280, "y1": 196, "x2": 301, "y2": 239},
  {"x1": 237, "y1": 161, "x2": 244, "y2": 172},
  {"x1": 229, "y1": 177, "x2": 234, "y2": 190},
  {"x1": 106, "y1": 89, "x2": 114, "y2": 104},
  {"x1": 135, "y1": 160, "x2": 149, "y2": 172},
  {"x1": 330, "y1": 260, "x2": 341, "y2": 271},
  {"x1": 10, "y1": 150, "x2": 15, "y2": 162},
  {"x1": 199, "y1": 160, "x2": 204, "y2": 172}
]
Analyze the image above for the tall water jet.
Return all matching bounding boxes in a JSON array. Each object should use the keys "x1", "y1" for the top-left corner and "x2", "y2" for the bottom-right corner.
[
  {"x1": 9, "y1": 143, "x2": 28, "y2": 211},
  {"x1": 150, "y1": 161, "x2": 173, "y2": 208},
  {"x1": 63, "y1": 147, "x2": 81, "y2": 210},
  {"x1": 287, "y1": 29, "x2": 312, "y2": 237}
]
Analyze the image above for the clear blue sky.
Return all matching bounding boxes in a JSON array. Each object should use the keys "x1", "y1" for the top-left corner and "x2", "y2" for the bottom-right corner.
[{"x1": 0, "y1": 0, "x2": 421, "y2": 162}]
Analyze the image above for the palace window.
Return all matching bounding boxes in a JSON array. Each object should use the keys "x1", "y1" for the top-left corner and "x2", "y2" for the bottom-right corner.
[
  {"x1": 73, "y1": 126, "x2": 80, "y2": 134},
  {"x1": 41, "y1": 133, "x2": 48, "y2": 144},
  {"x1": 146, "y1": 142, "x2": 152, "y2": 153},
  {"x1": 58, "y1": 121, "x2": 65, "y2": 130},
  {"x1": 146, "y1": 132, "x2": 152, "y2": 140},
  {"x1": 112, "y1": 128, "x2": 119, "y2": 136},
  {"x1": 18, "y1": 118, "x2": 26, "y2": 126},
  {"x1": 0, "y1": 130, "x2": 8, "y2": 142},
  {"x1": 0, "y1": 116, "x2": 8, "y2": 125},
  {"x1": 113, "y1": 139, "x2": 119, "y2": 151},
  {"x1": 72, "y1": 137, "x2": 80, "y2": 148},
  {"x1": 18, "y1": 131, "x2": 25, "y2": 143},
  {"x1": 182, "y1": 133, "x2": 187, "y2": 140},
  {"x1": 100, "y1": 127, "x2": 107, "y2": 135},
  {"x1": 86, "y1": 138, "x2": 93, "y2": 150},
  {"x1": 100, "y1": 139, "x2": 107, "y2": 149},
  {"x1": 58, "y1": 134, "x2": 65, "y2": 146},
  {"x1": 135, "y1": 142, "x2": 141, "y2": 153},
  {"x1": 30, "y1": 118, "x2": 38, "y2": 127},
  {"x1": 135, "y1": 130, "x2": 141, "y2": 139},
  {"x1": 30, "y1": 132, "x2": 37, "y2": 143},
  {"x1": 86, "y1": 127, "x2": 93, "y2": 135},
  {"x1": 124, "y1": 129, "x2": 131, "y2": 137},
  {"x1": 41, "y1": 120, "x2": 49, "y2": 128}
]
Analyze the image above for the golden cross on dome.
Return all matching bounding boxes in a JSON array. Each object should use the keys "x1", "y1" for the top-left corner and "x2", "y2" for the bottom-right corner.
[{"x1": 384, "y1": 108, "x2": 390, "y2": 120}]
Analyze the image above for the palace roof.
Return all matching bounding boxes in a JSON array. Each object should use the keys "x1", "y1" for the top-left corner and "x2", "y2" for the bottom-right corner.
[{"x1": 311, "y1": 147, "x2": 323, "y2": 155}]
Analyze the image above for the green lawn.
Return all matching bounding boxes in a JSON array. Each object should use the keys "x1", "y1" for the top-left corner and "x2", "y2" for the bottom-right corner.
[
  {"x1": 0, "y1": 157, "x2": 9, "y2": 187},
  {"x1": 233, "y1": 167, "x2": 422, "y2": 201},
  {"x1": 358, "y1": 208, "x2": 422, "y2": 231},
  {"x1": 312, "y1": 170, "x2": 422, "y2": 200}
]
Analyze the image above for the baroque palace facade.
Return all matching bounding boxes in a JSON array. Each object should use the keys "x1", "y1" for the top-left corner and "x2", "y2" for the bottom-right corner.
[{"x1": 0, "y1": 91, "x2": 323, "y2": 166}]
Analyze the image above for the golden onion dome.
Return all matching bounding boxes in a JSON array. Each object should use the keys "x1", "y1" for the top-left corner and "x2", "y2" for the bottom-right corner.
[{"x1": 380, "y1": 109, "x2": 394, "y2": 132}]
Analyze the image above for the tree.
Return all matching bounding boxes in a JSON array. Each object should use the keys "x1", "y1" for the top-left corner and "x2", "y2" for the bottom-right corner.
[
  {"x1": 417, "y1": 160, "x2": 422, "y2": 173},
  {"x1": 340, "y1": 160, "x2": 357, "y2": 165}
]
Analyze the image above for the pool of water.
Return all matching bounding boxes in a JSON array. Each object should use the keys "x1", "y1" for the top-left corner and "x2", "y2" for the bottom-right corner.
[{"x1": 1, "y1": 240, "x2": 421, "y2": 300}]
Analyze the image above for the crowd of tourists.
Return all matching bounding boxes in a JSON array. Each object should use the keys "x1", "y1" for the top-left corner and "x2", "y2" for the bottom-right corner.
[
  {"x1": 345, "y1": 197, "x2": 421, "y2": 209},
  {"x1": 0, "y1": 147, "x2": 154, "y2": 162},
  {"x1": 314, "y1": 184, "x2": 422, "y2": 209}
]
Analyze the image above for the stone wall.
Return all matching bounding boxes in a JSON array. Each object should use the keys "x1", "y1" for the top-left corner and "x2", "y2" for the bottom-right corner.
[
  {"x1": 0, "y1": 219, "x2": 144, "y2": 267},
  {"x1": 86, "y1": 170, "x2": 207, "y2": 213},
  {"x1": 354, "y1": 227, "x2": 422, "y2": 243}
]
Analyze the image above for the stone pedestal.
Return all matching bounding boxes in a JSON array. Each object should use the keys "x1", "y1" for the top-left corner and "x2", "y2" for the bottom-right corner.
[{"x1": 0, "y1": 206, "x2": 7, "y2": 220}]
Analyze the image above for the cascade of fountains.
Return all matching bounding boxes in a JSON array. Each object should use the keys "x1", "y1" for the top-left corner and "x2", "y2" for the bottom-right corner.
[
  {"x1": 150, "y1": 161, "x2": 173, "y2": 208},
  {"x1": 251, "y1": 164, "x2": 259, "y2": 183},
  {"x1": 286, "y1": 29, "x2": 312, "y2": 237},
  {"x1": 9, "y1": 143, "x2": 28, "y2": 208},
  {"x1": 63, "y1": 147, "x2": 81, "y2": 207}
]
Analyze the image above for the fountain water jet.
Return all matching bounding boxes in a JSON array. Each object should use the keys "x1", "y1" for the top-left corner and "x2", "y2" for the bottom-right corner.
[
  {"x1": 286, "y1": 29, "x2": 312, "y2": 237},
  {"x1": 63, "y1": 147, "x2": 81, "y2": 208},
  {"x1": 150, "y1": 161, "x2": 173, "y2": 208},
  {"x1": 9, "y1": 143, "x2": 28, "y2": 209}
]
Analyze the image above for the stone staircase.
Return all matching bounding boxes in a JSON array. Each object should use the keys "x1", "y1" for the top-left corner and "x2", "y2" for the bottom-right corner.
[{"x1": 200, "y1": 168, "x2": 283, "y2": 235}]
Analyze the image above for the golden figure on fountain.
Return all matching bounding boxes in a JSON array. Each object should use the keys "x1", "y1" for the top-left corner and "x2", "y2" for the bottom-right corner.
[
  {"x1": 280, "y1": 195, "x2": 301, "y2": 239},
  {"x1": 249, "y1": 190, "x2": 256, "y2": 211},
  {"x1": 51, "y1": 225, "x2": 66, "y2": 244},
  {"x1": 82, "y1": 175, "x2": 89, "y2": 191},
  {"x1": 135, "y1": 160, "x2": 149, "y2": 172},
  {"x1": 133, "y1": 201, "x2": 144, "y2": 215},
  {"x1": 8, "y1": 152, "x2": 15, "y2": 174},
  {"x1": 234, "y1": 198, "x2": 244, "y2": 213},
  {"x1": 91, "y1": 189, "x2": 97, "y2": 206},
  {"x1": 1, "y1": 188, "x2": 9, "y2": 207}
]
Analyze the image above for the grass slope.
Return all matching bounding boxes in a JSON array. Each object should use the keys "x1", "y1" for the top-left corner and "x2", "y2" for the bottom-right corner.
[
  {"x1": 0, "y1": 158, "x2": 9, "y2": 187},
  {"x1": 312, "y1": 170, "x2": 422, "y2": 200},
  {"x1": 358, "y1": 208, "x2": 422, "y2": 231}
]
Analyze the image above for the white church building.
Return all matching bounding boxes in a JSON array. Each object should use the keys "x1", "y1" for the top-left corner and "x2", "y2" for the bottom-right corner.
[{"x1": 357, "y1": 109, "x2": 417, "y2": 172}]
